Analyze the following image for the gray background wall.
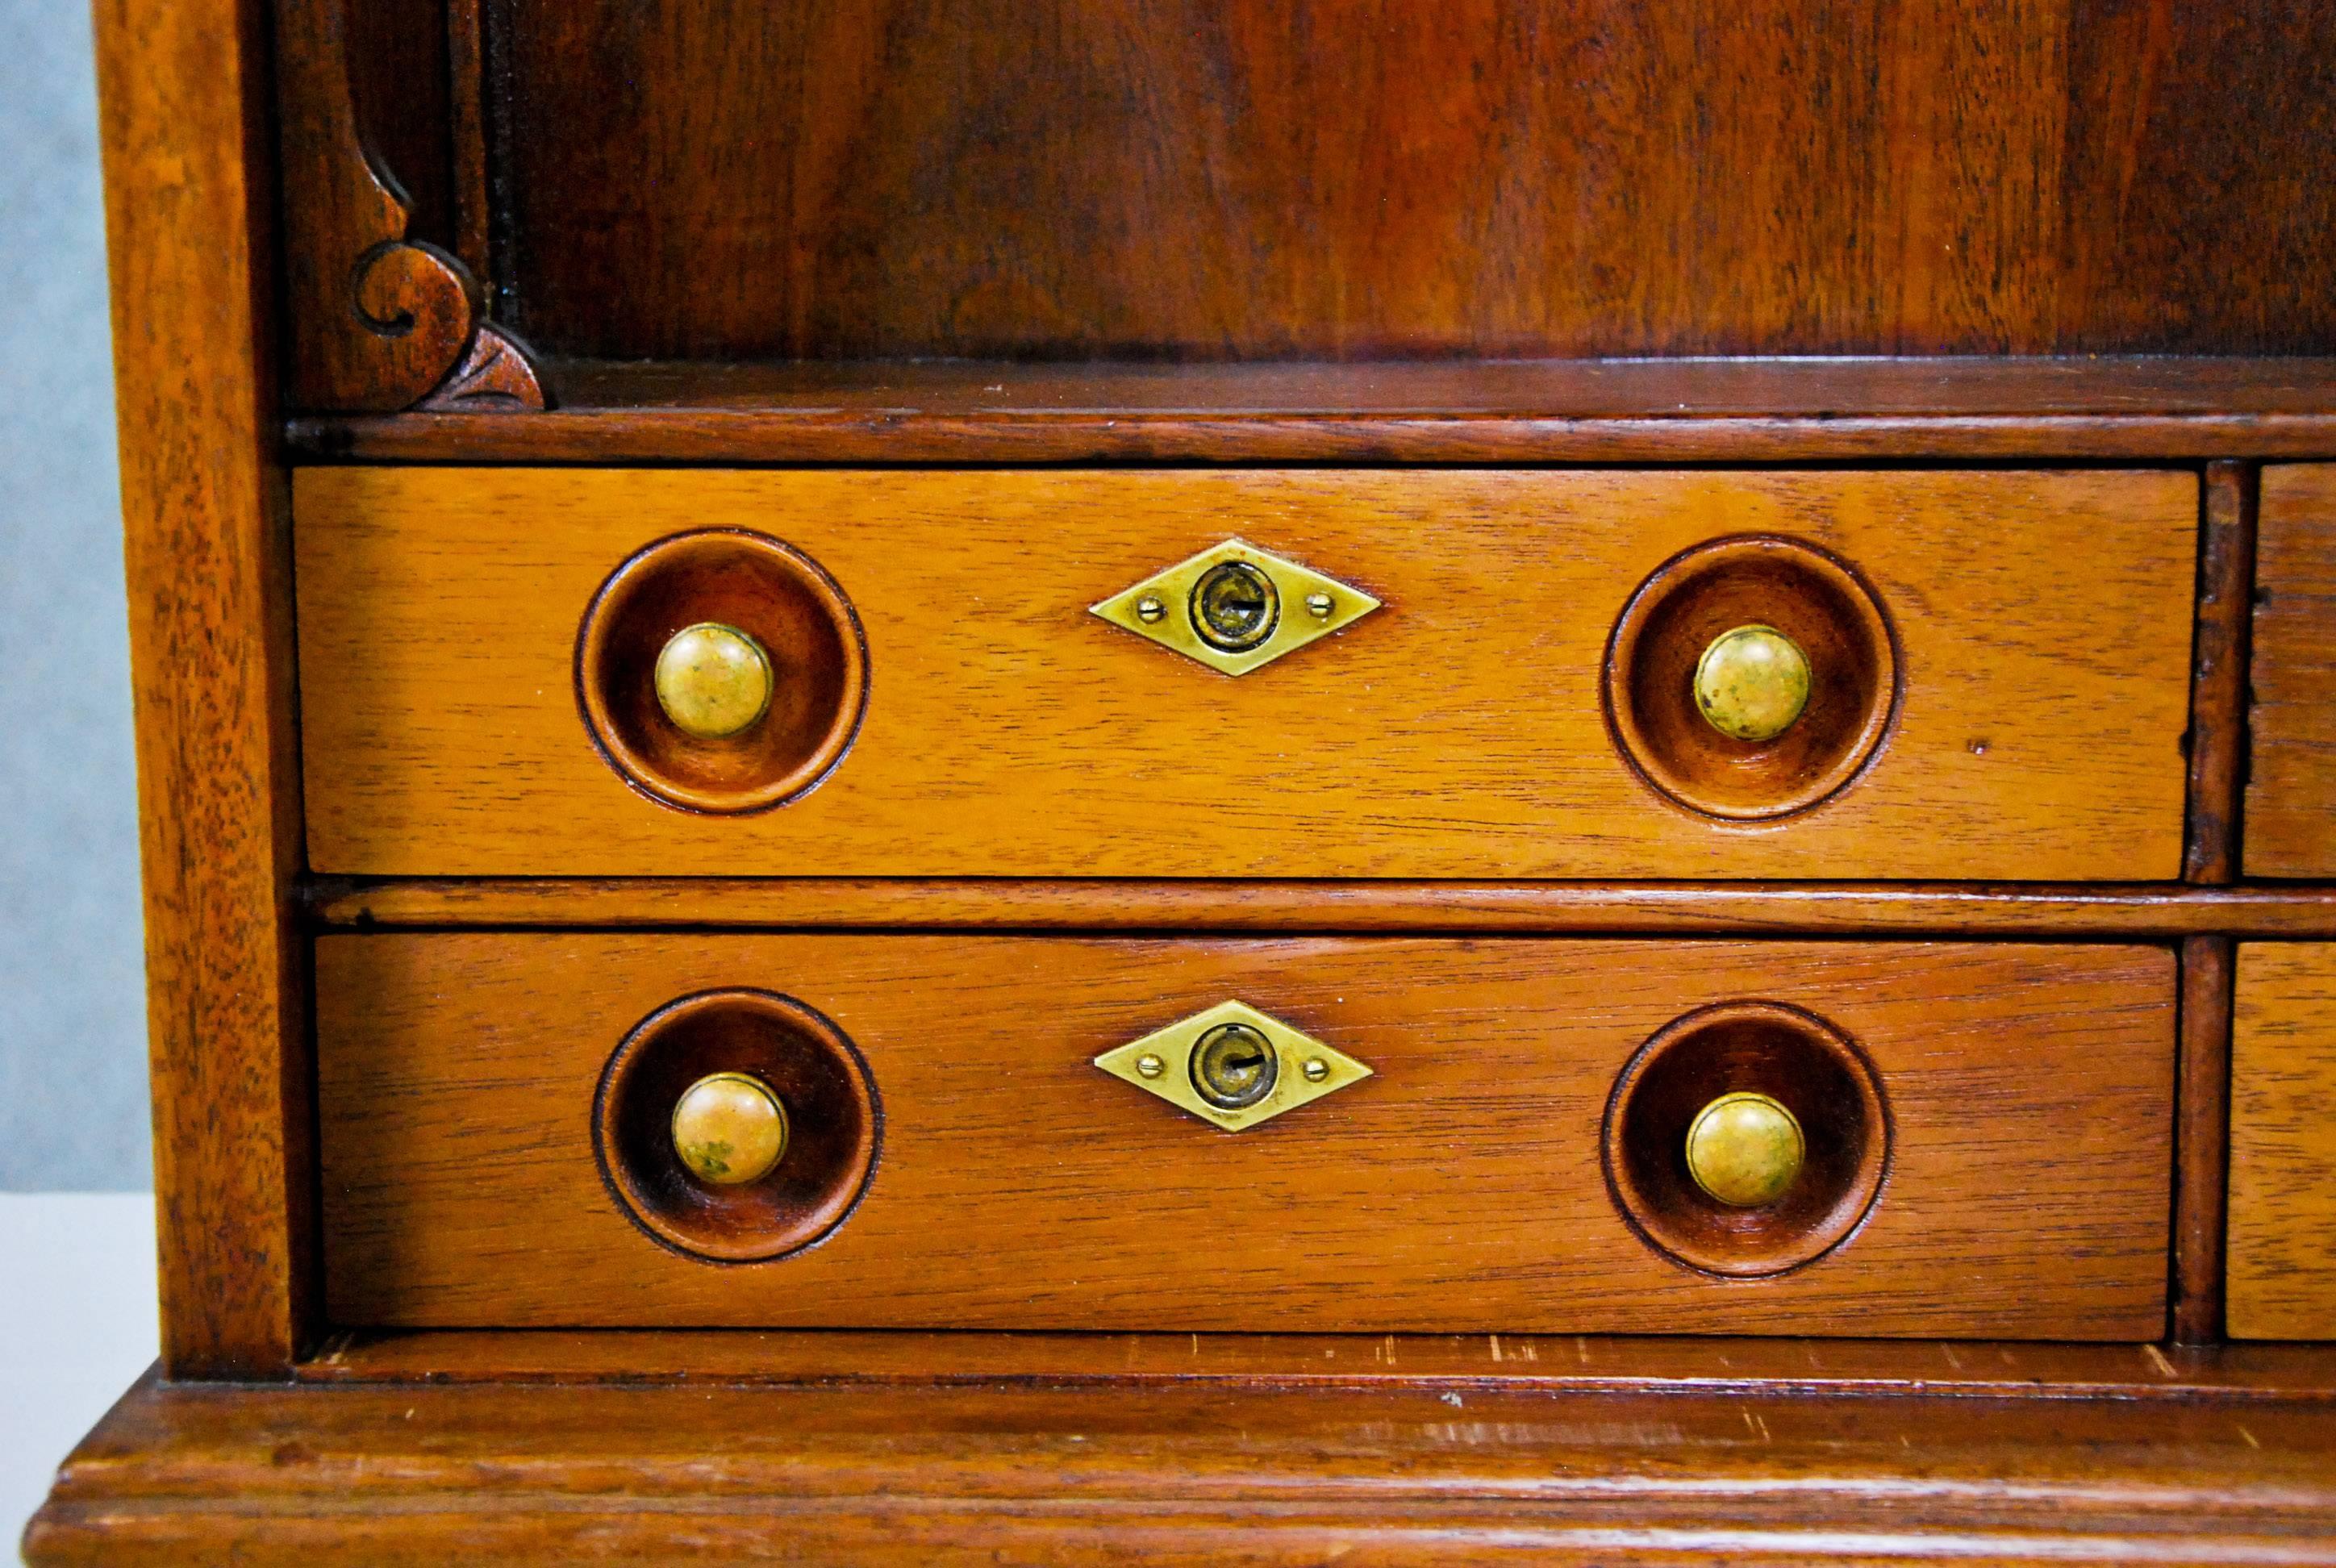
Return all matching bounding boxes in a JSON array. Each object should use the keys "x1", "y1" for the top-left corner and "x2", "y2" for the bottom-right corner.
[{"x1": 0, "y1": 0, "x2": 150, "y2": 1191}]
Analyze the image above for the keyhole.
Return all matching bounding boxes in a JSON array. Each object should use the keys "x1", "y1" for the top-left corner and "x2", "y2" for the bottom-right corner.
[
  {"x1": 1189, "y1": 561, "x2": 1280, "y2": 652},
  {"x1": 1191, "y1": 1021, "x2": 1280, "y2": 1109}
]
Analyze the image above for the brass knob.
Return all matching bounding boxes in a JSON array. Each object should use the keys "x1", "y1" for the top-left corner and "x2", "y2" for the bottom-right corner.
[
  {"x1": 1694, "y1": 624, "x2": 1811, "y2": 742},
  {"x1": 1684, "y1": 1091, "x2": 1804, "y2": 1207},
  {"x1": 670, "y1": 1071, "x2": 789, "y2": 1186},
  {"x1": 1190, "y1": 1020, "x2": 1279, "y2": 1109},
  {"x1": 653, "y1": 623, "x2": 773, "y2": 740},
  {"x1": 1189, "y1": 561, "x2": 1280, "y2": 652}
]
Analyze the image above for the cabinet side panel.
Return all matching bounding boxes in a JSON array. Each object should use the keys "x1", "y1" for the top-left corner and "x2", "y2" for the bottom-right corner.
[{"x1": 93, "y1": 0, "x2": 312, "y2": 1373}]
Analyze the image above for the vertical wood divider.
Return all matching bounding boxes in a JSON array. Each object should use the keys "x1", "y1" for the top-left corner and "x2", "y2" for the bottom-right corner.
[
  {"x1": 93, "y1": 0, "x2": 315, "y2": 1374},
  {"x1": 2172, "y1": 935, "x2": 2234, "y2": 1343},
  {"x1": 2184, "y1": 461, "x2": 2259, "y2": 883}
]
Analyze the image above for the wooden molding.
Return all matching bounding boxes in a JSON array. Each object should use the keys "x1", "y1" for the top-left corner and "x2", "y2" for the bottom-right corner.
[
  {"x1": 275, "y1": 0, "x2": 544, "y2": 411},
  {"x1": 27, "y1": 1370, "x2": 2336, "y2": 1565},
  {"x1": 311, "y1": 876, "x2": 2336, "y2": 937},
  {"x1": 284, "y1": 356, "x2": 2336, "y2": 461}
]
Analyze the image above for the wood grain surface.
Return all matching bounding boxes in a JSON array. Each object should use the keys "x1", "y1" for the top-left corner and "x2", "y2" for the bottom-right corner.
[
  {"x1": 2174, "y1": 936, "x2": 2234, "y2": 1344},
  {"x1": 310, "y1": 877, "x2": 2336, "y2": 936},
  {"x1": 90, "y1": 0, "x2": 315, "y2": 1375},
  {"x1": 484, "y1": 1, "x2": 2336, "y2": 361},
  {"x1": 294, "y1": 467, "x2": 2196, "y2": 879},
  {"x1": 2229, "y1": 944, "x2": 2336, "y2": 1340},
  {"x1": 316, "y1": 935, "x2": 2174, "y2": 1337},
  {"x1": 287, "y1": 354, "x2": 2336, "y2": 465},
  {"x1": 2248, "y1": 466, "x2": 2336, "y2": 878},
  {"x1": 2185, "y1": 463, "x2": 2257, "y2": 884},
  {"x1": 31, "y1": 1370, "x2": 2336, "y2": 1566},
  {"x1": 298, "y1": 1328, "x2": 2336, "y2": 1401}
]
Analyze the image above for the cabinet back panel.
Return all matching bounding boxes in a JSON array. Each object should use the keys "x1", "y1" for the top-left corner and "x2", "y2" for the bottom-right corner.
[{"x1": 488, "y1": 0, "x2": 2336, "y2": 360}]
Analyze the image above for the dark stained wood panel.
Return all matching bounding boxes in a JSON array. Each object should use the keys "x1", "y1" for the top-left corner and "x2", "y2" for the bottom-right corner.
[
  {"x1": 488, "y1": 0, "x2": 2336, "y2": 361},
  {"x1": 2249, "y1": 466, "x2": 2336, "y2": 878},
  {"x1": 92, "y1": 0, "x2": 314, "y2": 1376},
  {"x1": 316, "y1": 935, "x2": 2174, "y2": 1337}
]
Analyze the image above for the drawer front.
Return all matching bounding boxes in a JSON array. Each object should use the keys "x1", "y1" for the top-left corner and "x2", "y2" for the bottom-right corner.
[
  {"x1": 294, "y1": 468, "x2": 2196, "y2": 878},
  {"x1": 2230, "y1": 943, "x2": 2336, "y2": 1338},
  {"x1": 318, "y1": 936, "x2": 2174, "y2": 1338},
  {"x1": 2249, "y1": 466, "x2": 2336, "y2": 878}
]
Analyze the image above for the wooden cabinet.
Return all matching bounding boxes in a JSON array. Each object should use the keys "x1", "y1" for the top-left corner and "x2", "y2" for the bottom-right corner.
[{"x1": 43, "y1": 0, "x2": 2336, "y2": 1558}]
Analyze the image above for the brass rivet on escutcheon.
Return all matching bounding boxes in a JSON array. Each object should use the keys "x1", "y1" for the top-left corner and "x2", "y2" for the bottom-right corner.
[
  {"x1": 1694, "y1": 624, "x2": 1811, "y2": 743},
  {"x1": 653, "y1": 622, "x2": 774, "y2": 740},
  {"x1": 670, "y1": 1071, "x2": 790, "y2": 1186},
  {"x1": 1684, "y1": 1091, "x2": 1804, "y2": 1207}
]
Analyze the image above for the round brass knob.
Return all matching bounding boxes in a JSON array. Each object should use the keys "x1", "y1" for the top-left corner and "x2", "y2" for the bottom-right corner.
[
  {"x1": 653, "y1": 623, "x2": 774, "y2": 740},
  {"x1": 1189, "y1": 561, "x2": 1280, "y2": 652},
  {"x1": 1693, "y1": 624, "x2": 1812, "y2": 743},
  {"x1": 1684, "y1": 1091, "x2": 1804, "y2": 1207},
  {"x1": 1190, "y1": 1021, "x2": 1279, "y2": 1109},
  {"x1": 670, "y1": 1071, "x2": 789, "y2": 1186}
]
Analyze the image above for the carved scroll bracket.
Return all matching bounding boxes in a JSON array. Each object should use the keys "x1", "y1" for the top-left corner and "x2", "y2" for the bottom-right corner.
[{"x1": 277, "y1": 0, "x2": 546, "y2": 412}]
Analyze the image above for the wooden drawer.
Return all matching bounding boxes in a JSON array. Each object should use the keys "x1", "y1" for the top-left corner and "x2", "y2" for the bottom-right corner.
[
  {"x1": 294, "y1": 467, "x2": 2196, "y2": 878},
  {"x1": 318, "y1": 935, "x2": 2174, "y2": 1338},
  {"x1": 2230, "y1": 943, "x2": 2336, "y2": 1337},
  {"x1": 2249, "y1": 466, "x2": 2336, "y2": 878}
]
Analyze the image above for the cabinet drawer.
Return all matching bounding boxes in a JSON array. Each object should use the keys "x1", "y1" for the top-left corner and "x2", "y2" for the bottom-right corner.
[
  {"x1": 294, "y1": 468, "x2": 2196, "y2": 878},
  {"x1": 2230, "y1": 943, "x2": 2336, "y2": 1338},
  {"x1": 2249, "y1": 466, "x2": 2336, "y2": 878},
  {"x1": 318, "y1": 935, "x2": 2173, "y2": 1339}
]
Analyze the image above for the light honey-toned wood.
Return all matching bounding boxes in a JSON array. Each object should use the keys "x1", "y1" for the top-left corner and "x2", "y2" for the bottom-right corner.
[
  {"x1": 2249, "y1": 466, "x2": 2336, "y2": 878},
  {"x1": 293, "y1": 468, "x2": 2196, "y2": 878},
  {"x1": 315, "y1": 935, "x2": 2174, "y2": 1338},
  {"x1": 2228, "y1": 943, "x2": 2336, "y2": 1339}
]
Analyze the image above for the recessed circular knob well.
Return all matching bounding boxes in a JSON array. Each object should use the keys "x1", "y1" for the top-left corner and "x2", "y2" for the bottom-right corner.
[
  {"x1": 1189, "y1": 561, "x2": 1279, "y2": 652},
  {"x1": 596, "y1": 989, "x2": 878, "y2": 1262},
  {"x1": 1694, "y1": 624, "x2": 1811, "y2": 743},
  {"x1": 1684, "y1": 1091, "x2": 1805, "y2": 1207},
  {"x1": 653, "y1": 623, "x2": 774, "y2": 740},
  {"x1": 1604, "y1": 1001, "x2": 1888, "y2": 1278},
  {"x1": 577, "y1": 529, "x2": 868, "y2": 814},
  {"x1": 1191, "y1": 1020, "x2": 1279, "y2": 1108},
  {"x1": 1605, "y1": 536, "x2": 1898, "y2": 820},
  {"x1": 670, "y1": 1070, "x2": 790, "y2": 1186}
]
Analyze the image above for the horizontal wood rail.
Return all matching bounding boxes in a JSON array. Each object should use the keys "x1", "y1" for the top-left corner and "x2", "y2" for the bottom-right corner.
[
  {"x1": 311, "y1": 877, "x2": 2336, "y2": 936},
  {"x1": 285, "y1": 355, "x2": 2336, "y2": 465}
]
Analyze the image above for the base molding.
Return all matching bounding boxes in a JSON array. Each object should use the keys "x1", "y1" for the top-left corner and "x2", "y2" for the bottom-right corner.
[{"x1": 27, "y1": 1355, "x2": 2336, "y2": 1566}]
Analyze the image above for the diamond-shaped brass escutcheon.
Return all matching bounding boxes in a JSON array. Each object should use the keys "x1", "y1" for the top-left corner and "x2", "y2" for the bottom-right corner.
[
  {"x1": 1091, "y1": 540, "x2": 1380, "y2": 676},
  {"x1": 1094, "y1": 999, "x2": 1372, "y2": 1131}
]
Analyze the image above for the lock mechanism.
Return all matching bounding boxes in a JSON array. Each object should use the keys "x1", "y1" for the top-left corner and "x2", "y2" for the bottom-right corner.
[
  {"x1": 1094, "y1": 999, "x2": 1371, "y2": 1131},
  {"x1": 1091, "y1": 540, "x2": 1379, "y2": 675}
]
